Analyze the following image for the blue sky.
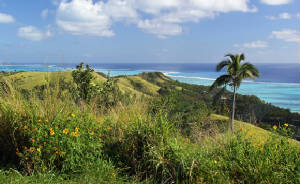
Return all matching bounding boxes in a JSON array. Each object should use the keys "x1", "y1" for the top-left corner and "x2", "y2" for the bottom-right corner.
[{"x1": 0, "y1": 0, "x2": 299, "y2": 64}]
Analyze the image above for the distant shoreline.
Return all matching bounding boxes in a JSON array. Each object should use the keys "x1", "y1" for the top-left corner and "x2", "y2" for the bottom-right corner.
[{"x1": 1, "y1": 63, "x2": 299, "y2": 113}]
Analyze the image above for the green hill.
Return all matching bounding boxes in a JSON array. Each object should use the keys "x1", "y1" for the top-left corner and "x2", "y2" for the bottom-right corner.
[
  {"x1": 0, "y1": 70, "x2": 299, "y2": 183},
  {"x1": 2, "y1": 71, "x2": 297, "y2": 141}
]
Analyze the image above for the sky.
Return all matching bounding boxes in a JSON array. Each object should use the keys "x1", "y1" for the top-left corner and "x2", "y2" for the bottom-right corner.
[{"x1": 0, "y1": 0, "x2": 299, "y2": 64}]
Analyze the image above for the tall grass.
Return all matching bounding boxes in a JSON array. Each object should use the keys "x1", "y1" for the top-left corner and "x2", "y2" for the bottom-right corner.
[{"x1": 0, "y1": 72, "x2": 299, "y2": 183}]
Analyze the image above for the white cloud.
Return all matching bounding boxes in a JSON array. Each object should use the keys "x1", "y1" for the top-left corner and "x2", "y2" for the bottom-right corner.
[
  {"x1": 235, "y1": 40, "x2": 269, "y2": 49},
  {"x1": 266, "y1": 12, "x2": 297, "y2": 20},
  {"x1": 56, "y1": 0, "x2": 114, "y2": 37},
  {"x1": 270, "y1": 29, "x2": 300, "y2": 43},
  {"x1": 138, "y1": 19, "x2": 182, "y2": 38},
  {"x1": 279, "y1": 12, "x2": 291, "y2": 19},
  {"x1": 18, "y1": 26, "x2": 52, "y2": 41},
  {"x1": 265, "y1": 12, "x2": 300, "y2": 20},
  {"x1": 56, "y1": 0, "x2": 256, "y2": 38},
  {"x1": 104, "y1": 0, "x2": 138, "y2": 22},
  {"x1": 243, "y1": 41, "x2": 269, "y2": 48},
  {"x1": 41, "y1": 9, "x2": 49, "y2": 19},
  {"x1": 0, "y1": 12, "x2": 15, "y2": 23},
  {"x1": 260, "y1": 0, "x2": 293, "y2": 5}
]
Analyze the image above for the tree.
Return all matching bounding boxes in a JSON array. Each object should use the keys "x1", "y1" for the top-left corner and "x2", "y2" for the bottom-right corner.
[
  {"x1": 210, "y1": 54, "x2": 260, "y2": 132},
  {"x1": 72, "y1": 62, "x2": 95, "y2": 101}
]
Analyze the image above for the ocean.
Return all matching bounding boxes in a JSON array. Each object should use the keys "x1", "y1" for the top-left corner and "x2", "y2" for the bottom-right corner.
[{"x1": 0, "y1": 63, "x2": 299, "y2": 113}]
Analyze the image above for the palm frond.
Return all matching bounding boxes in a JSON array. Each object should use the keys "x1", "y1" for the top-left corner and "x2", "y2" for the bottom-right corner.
[
  {"x1": 233, "y1": 54, "x2": 241, "y2": 75},
  {"x1": 240, "y1": 53, "x2": 245, "y2": 61},
  {"x1": 216, "y1": 59, "x2": 231, "y2": 72},
  {"x1": 239, "y1": 62, "x2": 260, "y2": 79},
  {"x1": 210, "y1": 75, "x2": 232, "y2": 91},
  {"x1": 237, "y1": 53, "x2": 245, "y2": 62},
  {"x1": 225, "y1": 54, "x2": 243, "y2": 75},
  {"x1": 225, "y1": 53, "x2": 236, "y2": 63}
]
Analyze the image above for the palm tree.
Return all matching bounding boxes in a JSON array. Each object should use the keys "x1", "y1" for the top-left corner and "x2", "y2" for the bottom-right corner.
[{"x1": 210, "y1": 53, "x2": 260, "y2": 132}]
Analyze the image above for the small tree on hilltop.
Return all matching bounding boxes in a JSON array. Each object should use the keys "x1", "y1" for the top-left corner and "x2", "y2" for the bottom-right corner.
[
  {"x1": 72, "y1": 62, "x2": 95, "y2": 102},
  {"x1": 210, "y1": 53, "x2": 260, "y2": 132}
]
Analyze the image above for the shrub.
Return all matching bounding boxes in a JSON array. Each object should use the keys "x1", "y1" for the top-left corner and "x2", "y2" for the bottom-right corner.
[
  {"x1": 192, "y1": 130, "x2": 300, "y2": 183},
  {"x1": 72, "y1": 62, "x2": 96, "y2": 102},
  {"x1": 0, "y1": 88, "x2": 117, "y2": 176},
  {"x1": 97, "y1": 74, "x2": 123, "y2": 109}
]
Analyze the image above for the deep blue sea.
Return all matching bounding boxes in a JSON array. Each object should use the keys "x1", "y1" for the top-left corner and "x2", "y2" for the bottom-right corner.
[{"x1": 0, "y1": 63, "x2": 299, "y2": 113}]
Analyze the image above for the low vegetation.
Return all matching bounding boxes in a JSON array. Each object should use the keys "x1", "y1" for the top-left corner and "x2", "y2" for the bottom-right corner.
[{"x1": 0, "y1": 64, "x2": 299, "y2": 183}]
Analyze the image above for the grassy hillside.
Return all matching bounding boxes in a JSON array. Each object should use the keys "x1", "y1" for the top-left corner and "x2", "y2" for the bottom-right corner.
[
  {"x1": 211, "y1": 114, "x2": 299, "y2": 146},
  {"x1": 0, "y1": 70, "x2": 299, "y2": 183},
  {"x1": 2, "y1": 71, "x2": 158, "y2": 97},
  {"x1": 2, "y1": 71, "x2": 299, "y2": 133},
  {"x1": 1, "y1": 71, "x2": 299, "y2": 134}
]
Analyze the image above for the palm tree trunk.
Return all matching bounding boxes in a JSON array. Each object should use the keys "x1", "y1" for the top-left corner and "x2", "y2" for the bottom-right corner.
[{"x1": 230, "y1": 85, "x2": 237, "y2": 132}]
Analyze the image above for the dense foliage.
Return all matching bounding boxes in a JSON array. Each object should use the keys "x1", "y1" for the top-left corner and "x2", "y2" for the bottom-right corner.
[
  {"x1": 0, "y1": 68, "x2": 299, "y2": 183},
  {"x1": 139, "y1": 72, "x2": 300, "y2": 138},
  {"x1": 72, "y1": 62, "x2": 95, "y2": 102}
]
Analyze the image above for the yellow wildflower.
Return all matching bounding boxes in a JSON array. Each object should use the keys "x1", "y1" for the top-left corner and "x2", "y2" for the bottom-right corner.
[
  {"x1": 71, "y1": 113, "x2": 75, "y2": 118},
  {"x1": 50, "y1": 128, "x2": 55, "y2": 135},
  {"x1": 75, "y1": 127, "x2": 79, "y2": 132},
  {"x1": 62, "y1": 128, "x2": 69, "y2": 135},
  {"x1": 45, "y1": 119, "x2": 49, "y2": 123},
  {"x1": 284, "y1": 123, "x2": 288, "y2": 127},
  {"x1": 273, "y1": 125, "x2": 277, "y2": 130},
  {"x1": 24, "y1": 125, "x2": 28, "y2": 130},
  {"x1": 38, "y1": 119, "x2": 42, "y2": 123},
  {"x1": 71, "y1": 132, "x2": 76, "y2": 137},
  {"x1": 37, "y1": 148, "x2": 41, "y2": 152},
  {"x1": 214, "y1": 160, "x2": 217, "y2": 164},
  {"x1": 90, "y1": 131, "x2": 94, "y2": 136}
]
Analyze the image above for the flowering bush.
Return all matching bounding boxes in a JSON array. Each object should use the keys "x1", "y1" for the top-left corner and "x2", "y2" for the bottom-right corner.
[
  {"x1": 18, "y1": 114, "x2": 104, "y2": 173},
  {"x1": 0, "y1": 95, "x2": 116, "y2": 175},
  {"x1": 272, "y1": 123, "x2": 295, "y2": 138}
]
